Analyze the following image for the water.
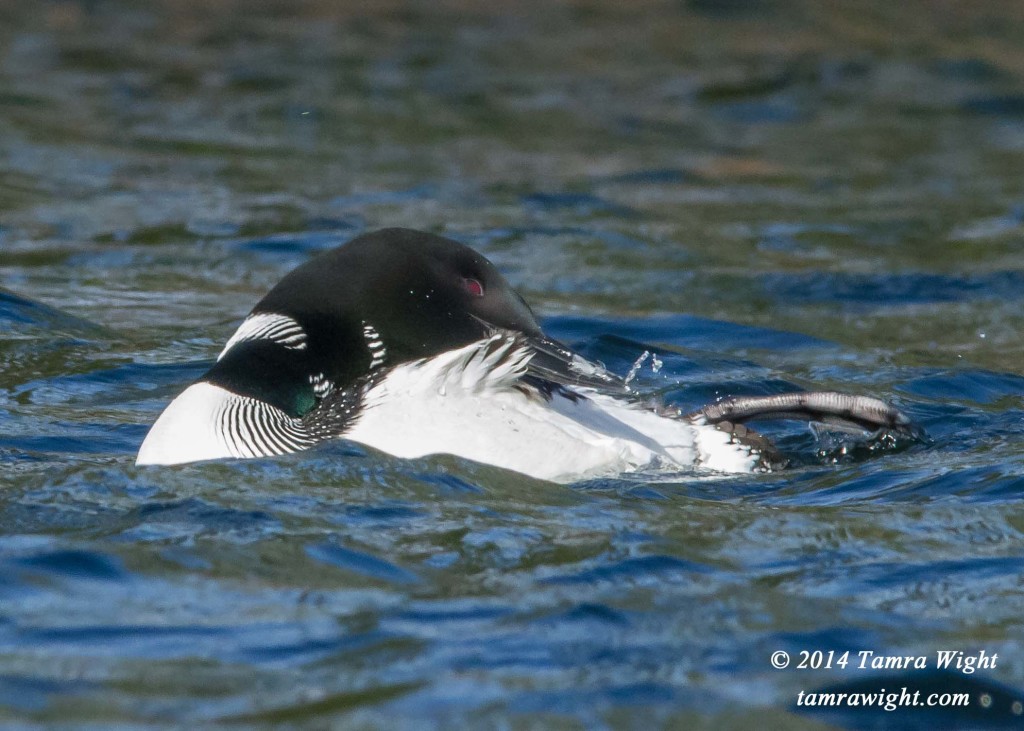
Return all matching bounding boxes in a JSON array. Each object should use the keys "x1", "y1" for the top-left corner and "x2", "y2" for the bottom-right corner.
[{"x1": 2, "y1": 1, "x2": 1024, "y2": 728}]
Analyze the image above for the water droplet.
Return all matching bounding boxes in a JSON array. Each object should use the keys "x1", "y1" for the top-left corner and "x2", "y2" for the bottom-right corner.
[{"x1": 625, "y1": 351, "x2": 650, "y2": 386}]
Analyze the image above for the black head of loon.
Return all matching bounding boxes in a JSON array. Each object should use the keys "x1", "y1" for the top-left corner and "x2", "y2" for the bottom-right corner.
[{"x1": 204, "y1": 227, "x2": 552, "y2": 419}]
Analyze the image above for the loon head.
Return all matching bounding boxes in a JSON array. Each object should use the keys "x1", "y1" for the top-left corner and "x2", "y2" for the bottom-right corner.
[{"x1": 211, "y1": 228, "x2": 546, "y2": 414}]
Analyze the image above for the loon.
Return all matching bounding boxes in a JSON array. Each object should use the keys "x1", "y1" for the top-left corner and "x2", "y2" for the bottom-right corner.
[{"x1": 137, "y1": 228, "x2": 916, "y2": 482}]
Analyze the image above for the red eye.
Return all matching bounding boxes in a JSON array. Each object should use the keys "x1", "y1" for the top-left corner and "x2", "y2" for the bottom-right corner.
[{"x1": 463, "y1": 277, "x2": 484, "y2": 297}]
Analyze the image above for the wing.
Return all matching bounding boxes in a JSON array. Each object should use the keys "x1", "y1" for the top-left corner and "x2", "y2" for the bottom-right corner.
[
  {"x1": 520, "y1": 333, "x2": 629, "y2": 393},
  {"x1": 469, "y1": 314, "x2": 628, "y2": 393}
]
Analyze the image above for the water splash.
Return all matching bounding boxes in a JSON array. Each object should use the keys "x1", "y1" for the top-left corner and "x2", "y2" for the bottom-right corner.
[
  {"x1": 624, "y1": 351, "x2": 650, "y2": 386},
  {"x1": 624, "y1": 350, "x2": 663, "y2": 385}
]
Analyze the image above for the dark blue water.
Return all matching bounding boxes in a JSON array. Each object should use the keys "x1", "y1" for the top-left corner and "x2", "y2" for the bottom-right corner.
[{"x1": 2, "y1": 2, "x2": 1024, "y2": 728}]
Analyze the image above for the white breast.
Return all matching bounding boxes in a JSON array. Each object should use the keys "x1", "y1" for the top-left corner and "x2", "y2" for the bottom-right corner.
[{"x1": 343, "y1": 336, "x2": 760, "y2": 482}]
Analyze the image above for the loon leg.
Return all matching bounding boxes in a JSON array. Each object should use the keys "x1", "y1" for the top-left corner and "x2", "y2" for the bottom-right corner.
[
  {"x1": 678, "y1": 391, "x2": 923, "y2": 471},
  {"x1": 712, "y1": 418, "x2": 788, "y2": 471},
  {"x1": 688, "y1": 391, "x2": 922, "y2": 438}
]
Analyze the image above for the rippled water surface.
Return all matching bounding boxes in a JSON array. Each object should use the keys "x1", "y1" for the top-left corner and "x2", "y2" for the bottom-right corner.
[{"x1": 2, "y1": 1, "x2": 1024, "y2": 728}]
